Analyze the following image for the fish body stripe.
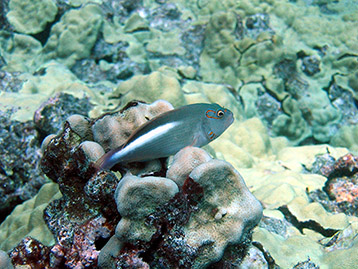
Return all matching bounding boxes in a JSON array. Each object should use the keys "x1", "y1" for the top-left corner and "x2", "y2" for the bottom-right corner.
[{"x1": 112, "y1": 121, "x2": 179, "y2": 161}]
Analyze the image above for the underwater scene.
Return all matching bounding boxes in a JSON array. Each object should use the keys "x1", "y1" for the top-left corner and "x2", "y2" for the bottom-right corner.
[{"x1": 0, "y1": 0, "x2": 358, "y2": 268}]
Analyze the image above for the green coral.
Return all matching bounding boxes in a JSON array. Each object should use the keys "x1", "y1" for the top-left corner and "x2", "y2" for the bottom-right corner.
[
  {"x1": 0, "y1": 183, "x2": 61, "y2": 252},
  {"x1": 123, "y1": 13, "x2": 149, "y2": 33},
  {"x1": 311, "y1": 106, "x2": 341, "y2": 142},
  {"x1": 41, "y1": 4, "x2": 103, "y2": 67},
  {"x1": 0, "y1": 32, "x2": 42, "y2": 72},
  {"x1": 331, "y1": 125, "x2": 358, "y2": 153},
  {"x1": 272, "y1": 97, "x2": 311, "y2": 144},
  {"x1": 146, "y1": 28, "x2": 186, "y2": 56},
  {"x1": 112, "y1": 71, "x2": 186, "y2": 107},
  {"x1": 199, "y1": 10, "x2": 282, "y2": 89},
  {"x1": 6, "y1": 0, "x2": 58, "y2": 34},
  {"x1": 199, "y1": 11, "x2": 241, "y2": 87},
  {"x1": 102, "y1": 16, "x2": 148, "y2": 63}
]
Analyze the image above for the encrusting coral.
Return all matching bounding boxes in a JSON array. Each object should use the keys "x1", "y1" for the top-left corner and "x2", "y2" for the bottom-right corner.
[{"x1": 2, "y1": 99, "x2": 262, "y2": 267}]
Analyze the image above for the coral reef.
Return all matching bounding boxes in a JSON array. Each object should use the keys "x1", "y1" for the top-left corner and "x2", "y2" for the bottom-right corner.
[
  {"x1": 248, "y1": 145, "x2": 358, "y2": 268},
  {"x1": 1, "y1": 100, "x2": 262, "y2": 268},
  {"x1": 1, "y1": 0, "x2": 358, "y2": 267},
  {"x1": 1, "y1": 0, "x2": 357, "y2": 148}
]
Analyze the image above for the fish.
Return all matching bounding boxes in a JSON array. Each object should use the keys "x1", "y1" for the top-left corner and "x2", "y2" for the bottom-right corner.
[{"x1": 96, "y1": 103, "x2": 234, "y2": 171}]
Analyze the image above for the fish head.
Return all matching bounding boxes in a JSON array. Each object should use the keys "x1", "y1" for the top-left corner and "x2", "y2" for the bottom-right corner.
[{"x1": 203, "y1": 103, "x2": 234, "y2": 141}]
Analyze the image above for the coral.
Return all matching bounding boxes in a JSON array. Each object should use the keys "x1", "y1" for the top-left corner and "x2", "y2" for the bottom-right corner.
[
  {"x1": 42, "y1": 4, "x2": 103, "y2": 67},
  {"x1": 1, "y1": 99, "x2": 261, "y2": 267},
  {"x1": 0, "y1": 32, "x2": 42, "y2": 73},
  {"x1": 199, "y1": 11, "x2": 243, "y2": 88},
  {"x1": 1, "y1": 0, "x2": 358, "y2": 267},
  {"x1": 0, "y1": 0, "x2": 11, "y2": 32},
  {"x1": 70, "y1": 39, "x2": 148, "y2": 83},
  {"x1": 226, "y1": 244, "x2": 268, "y2": 268},
  {"x1": 1, "y1": 0, "x2": 357, "y2": 148},
  {"x1": 9, "y1": 237, "x2": 51, "y2": 267},
  {"x1": 166, "y1": 146, "x2": 212, "y2": 186},
  {"x1": 6, "y1": 0, "x2": 57, "y2": 34},
  {"x1": 112, "y1": 71, "x2": 186, "y2": 108},
  {"x1": 272, "y1": 97, "x2": 311, "y2": 144},
  {"x1": 99, "y1": 148, "x2": 263, "y2": 268},
  {"x1": 0, "y1": 62, "x2": 105, "y2": 122},
  {"x1": 331, "y1": 125, "x2": 358, "y2": 153},
  {"x1": 115, "y1": 174, "x2": 179, "y2": 242},
  {"x1": 186, "y1": 159, "x2": 263, "y2": 267},
  {"x1": 23, "y1": 100, "x2": 178, "y2": 267},
  {"x1": 245, "y1": 144, "x2": 358, "y2": 268},
  {"x1": 147, "y1": 28, "x2": 186, "y2": 56},
  {"x1": 286, "y1": 196, "x2": 349, "y2": 230},
  {"x1": 300, "y1": 55, "x2": 321, "y2": 77},
  {"x1": 209, "y1": 117, "x2": 286, "y2": 169},
  {"x1": 327, "y1": 82, "x2": 358, "y2": 129},
  {"x1": 39, "y1": 121, "x2": 120, "y2": 267},
  {"x1": 0, "y1": 183, "x2": 60, "y2": 252},
  {"x1": 320, "y1": 222, "x2": 358, "y2": 268},
  {"x1": 292, "y1": 258, "x2": 319, "y2": 269}
]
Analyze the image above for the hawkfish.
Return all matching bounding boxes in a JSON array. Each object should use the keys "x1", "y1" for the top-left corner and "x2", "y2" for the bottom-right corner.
[{"x1": 96, "y1": 103, "x2": 234, "y2": 171}]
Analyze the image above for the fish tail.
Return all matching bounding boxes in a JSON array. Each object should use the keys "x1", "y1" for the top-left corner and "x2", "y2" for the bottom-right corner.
[{"x1": 94, "y1": 148, "x2": 120, "y2": 172}]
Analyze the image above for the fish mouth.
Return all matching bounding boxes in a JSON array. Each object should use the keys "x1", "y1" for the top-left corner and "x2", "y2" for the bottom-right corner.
[
  {"x1": 224, "y1": 113, "x2": 234, "y2": 129},
  {"x1": 226, "y1": 112, "x2": 234, "y2": 126}
]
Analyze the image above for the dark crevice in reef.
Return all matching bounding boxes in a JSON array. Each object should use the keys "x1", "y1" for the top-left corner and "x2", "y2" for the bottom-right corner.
[
  {"x1": 278, "y1": 205, "x2": 339, "y2": 237},
  {"x1": 252, "y1": 241, "x2": 279, "y2": 269},
  {"x1": 30, "y1": 13, "x2": 62, "y2": 46},
  {"x1": 336, "y1": 53, "x2": 358, "y2": 61},
  {"x1": 139, "y1": 222, "x2": 168, "y2": 264},
  {"x1": 94, "y1": 235, "x2": 110, "y2": 251}
]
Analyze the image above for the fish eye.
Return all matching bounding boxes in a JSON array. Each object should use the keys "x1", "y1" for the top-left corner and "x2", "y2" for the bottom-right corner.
[{"x1": 217, "y1": 110, "x2": 225, "y2": 118}]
